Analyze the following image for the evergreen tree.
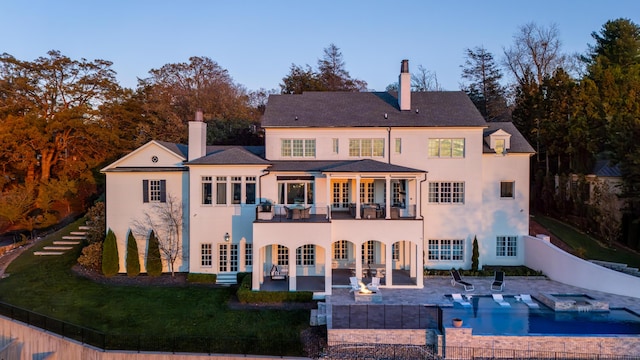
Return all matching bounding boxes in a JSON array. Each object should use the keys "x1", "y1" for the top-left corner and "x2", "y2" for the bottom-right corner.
[
  {"x1": 101, "y1": 229, "x2": 119, "y2": 277},
  {"x1": 460, "y1": 47, "x2": 509, "y2": 121},
  {"x1": 471, "y1": 236, "x2": 479, "y2": 271},
  {"x1": 146, "y1": 231, "x2": 163, "y2": 277},
  {"x1": 126, "y1": 231, "x2": 140, "y2": 277}
]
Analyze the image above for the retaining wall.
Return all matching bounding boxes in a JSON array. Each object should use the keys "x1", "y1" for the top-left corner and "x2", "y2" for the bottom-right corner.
[{"x1": 524, "y1": 235, "x2": 640, "y2": 299}]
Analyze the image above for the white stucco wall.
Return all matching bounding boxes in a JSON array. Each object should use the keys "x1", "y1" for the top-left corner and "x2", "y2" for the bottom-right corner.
[{"x1": 524, "y1": 235, "x2": 640, "y2": 298}]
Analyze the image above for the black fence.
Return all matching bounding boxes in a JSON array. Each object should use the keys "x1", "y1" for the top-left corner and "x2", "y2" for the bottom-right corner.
[
  {"x1": 0, "y1": 301, "x2": 303, "y2": 356},
  {"x1": 331, "y1": 304, "x2": 440, "y2": 329}
]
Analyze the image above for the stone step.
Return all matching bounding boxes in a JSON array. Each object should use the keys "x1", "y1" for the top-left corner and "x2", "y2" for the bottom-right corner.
[
  {"x1": 62, "y1": 235, "x2": 86, "y2": 240},
  {"x1": 34, "y1": 251, "x2": 65, "y2": 256},
  {"x1": 69, "y1": 231, "x2": 87, "y2": 236},
  {"x1": 54, "y1": 241, "x2": 81, "y2": 245},
  {"x1": 78, "y1": 226, "x2": 91, "y2": 230},
  {"x1": 310, "y1": 309, "x2": 319, "y2": 326},
  {"x1": 44, "y1": 246, "x2": 73, "y2": 251},
  {"x1": 216, "y1": 273, "x2": 237, "y2": 284}
]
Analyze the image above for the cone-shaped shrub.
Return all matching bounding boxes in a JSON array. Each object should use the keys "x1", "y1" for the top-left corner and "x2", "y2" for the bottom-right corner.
[
  {"x1": 471, "y1": 235, "x2": 479, "y2": 271},
  {"x1": 102, "y1": 229, "x2": 119, "y2": 277},
  {"x1": 146, "y1": 231, "x2": 162, "y2": 277},
  {"x1": 126, "y1": 231, "x2": 140, "y2": 277}
]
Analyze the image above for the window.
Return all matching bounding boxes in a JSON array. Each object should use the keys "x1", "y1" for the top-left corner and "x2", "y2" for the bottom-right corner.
[
  {"x1": 497, "y1": 236, "x2": 517, "y2": 257},
  {"x1": 428, "y1": 181, "x2": 464, "y2": 204},
  {"x1": 334, "y1": 240, "x2": 348, "y2": 260},
  {"x1": 428, "y1": 138, "x2": 465, "y2": 158},
  {"x1": 216, "y1": 177, "x2": 227, "y2": 204},
  {"x1": 231, "y1": 176, "x2": 242, "y2": 204},
  {"x1": 332, "y1": 138, "x2": 339, "y2": 154},
  {"x1": 229, "y1": 244, "x2": 238, "y2": 272},
  {"x1": 245, "y1": 243, "x2": 253, "y2": 266},
  {"x1": 201, "y1": 243, "x2": 212, "y2": 267},
  {"x1": 428, "y1": 239, "x2": 464, "y2": 261},
  {"x1": 495, "y1": 139, "x2": 505, "y2": 155},
  {"x1": 219, "y1": 244, "x2": 228, "y2": 271},
  {"x1": 395, "y1": 138, "x2": 402, "y2": 154},
  {"x1": 281, "y1": 139, "x2": 316, "y2": 157},
  {"x1": 392, "y1": 243, "x2": 400, "y2": 261},
  {"x1": 362, "y1": 240, "x2": 375, "y2": 264},
  {"x1": 202, "y1": 177, "x2": 212, "y2": 204},
  {"x1": 278, "y1": 181, "x2": 314, "y2": 204},
  {"x1": 143, "y1": 179, "x2": 166, "y2": 203},
  {"x1": 277, "y1": 245, "x2": 289, "y2": 265},
  {"x1": 349, "y1": 138, "x2": 385, "y2": 157},
  {"x1": 296, "y1": 244, "x2": 315, "y2": 265},
  {"x1": 392, "y1": 180, "x2": 406, "y2": 207},
  {"x1": 360, "y1": 181, "x2": 374, "y2": 204},
  {"x1": 245, "y1": 176, "x2": 256, "y2": 204},
  {"x1": 500, "y1": 181, "x2": 515, "y2": 199}
]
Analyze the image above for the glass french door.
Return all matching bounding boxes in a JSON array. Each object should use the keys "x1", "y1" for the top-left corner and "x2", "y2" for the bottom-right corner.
[
  {"x1": 219, "y1": 244, "x2": 238, "y2": 272},
  {"x1": 332, "y1": 181, "x2": 350, "y2": 210}
]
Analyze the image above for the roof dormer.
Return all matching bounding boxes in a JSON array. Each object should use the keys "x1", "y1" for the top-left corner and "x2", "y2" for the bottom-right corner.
[{"x1": 485, "y1": 129, "x2": 511, "y2": 155}]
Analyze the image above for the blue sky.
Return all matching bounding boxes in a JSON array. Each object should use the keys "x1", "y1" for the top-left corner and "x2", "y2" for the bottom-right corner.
[{"x1": 2, "y1": 0, "x2": 639, "y2": 92}]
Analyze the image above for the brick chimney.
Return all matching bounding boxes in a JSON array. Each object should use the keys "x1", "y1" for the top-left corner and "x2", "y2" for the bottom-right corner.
[
  {"x1": 188, "y1": 110, "x2": 206, "y2": 161},
  {"x1": 398, "y1": 59, "x2": 411, "y2": 111}
]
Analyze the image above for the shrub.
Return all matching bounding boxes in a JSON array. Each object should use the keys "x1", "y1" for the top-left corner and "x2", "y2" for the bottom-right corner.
[
  {"x1": 471, "y1": 235, "x2": 479, "y2": 271},
  {"x1": 101, "y1": 229, "x2": 119, "y2": 277},
  {"x1": 236, "y1": 272, "x2": 251, "y2": 284},
  {"x1": 78, "y1": 242, "x2": 102, "y2": 272},
  {"x1": 187, "y1": 273, "x2": 217, "y2": 283},
  {"x1": 236, "y1": 275, "x2": 313, "y2": 303},
  {"x1": 85, "y1": 201, "x2": 106, "y2": 243},
  {"x1": 126, "y1": 232, "x2": 140, "y2": 277},
  {"x1": 146, "y1": 231, "x2": 162, "y2": 277}
]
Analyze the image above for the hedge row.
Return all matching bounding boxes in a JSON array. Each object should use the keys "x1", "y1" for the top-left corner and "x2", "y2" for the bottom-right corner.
[{"x1": 236, "y1": 274, "x2": 313, "y2": 303}]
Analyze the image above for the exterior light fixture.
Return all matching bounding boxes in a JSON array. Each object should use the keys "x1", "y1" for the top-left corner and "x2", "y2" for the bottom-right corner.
[{"x1": 224, "y1": 232, "x2": 230, "y2": 242}]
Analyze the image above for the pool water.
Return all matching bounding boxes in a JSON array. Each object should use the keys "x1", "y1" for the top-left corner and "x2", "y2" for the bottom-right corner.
[{"x1": 446, "y1": 296, "x2": 640, "y2": 335}]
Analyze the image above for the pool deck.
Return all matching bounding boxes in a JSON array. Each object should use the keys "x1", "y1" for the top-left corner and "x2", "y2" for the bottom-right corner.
[{"x1": 325, "y1": 276, "x2": 640, "y2": 328}]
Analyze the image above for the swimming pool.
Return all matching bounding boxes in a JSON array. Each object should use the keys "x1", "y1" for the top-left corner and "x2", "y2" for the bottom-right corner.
[{"x1": 445, "y1": 295, "x2": 640, "y2": 335}]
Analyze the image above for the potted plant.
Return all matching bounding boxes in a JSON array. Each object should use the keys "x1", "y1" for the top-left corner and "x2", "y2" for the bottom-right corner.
[
  {"x1": 452, "y1": 318, "x2": 463, "y2": 328},
  {"x1": 260, "y1": 200, "x2": 272, "y2": 212}
]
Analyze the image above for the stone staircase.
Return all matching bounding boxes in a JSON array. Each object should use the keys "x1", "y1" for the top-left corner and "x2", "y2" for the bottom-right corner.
[
  {"x1": 590, "y1": 260, "x2": 640, "y2": 277},
  {"x1": 216, "y1": 272, "x2": 237, "y2": 285},
  {"x1": 310, "y1": 302, "x2": 327, "y2": 326},
  {"x1": 33, "y1": 225, "x2": 88, "y2": 256}
]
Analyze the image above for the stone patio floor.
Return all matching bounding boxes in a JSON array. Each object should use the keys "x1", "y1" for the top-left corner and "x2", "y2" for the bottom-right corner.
[{"x1": 325, "y1": 276, "x2": 640, "y2": 329}]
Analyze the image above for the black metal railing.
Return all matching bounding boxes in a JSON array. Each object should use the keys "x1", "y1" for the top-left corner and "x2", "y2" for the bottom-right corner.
[{"x1": 0, "y1": 301, "x2": 303, "y2": 355}]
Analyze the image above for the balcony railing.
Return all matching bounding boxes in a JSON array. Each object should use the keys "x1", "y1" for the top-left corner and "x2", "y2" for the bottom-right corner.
[{"x1": 255, "y1": 203, "x2": 418, "y2": 222}]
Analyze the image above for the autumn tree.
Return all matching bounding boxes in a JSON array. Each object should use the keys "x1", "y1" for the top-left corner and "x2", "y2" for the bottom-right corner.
[
  {"x1": 133, "y1": 194, "x2": 183, "y2": 276},
  {"x1": 460, "y1": 47, "x2": 509, "y2": 121},
  {"x1": 137, "y1": 56, "x2": 260, "y2": 145}
]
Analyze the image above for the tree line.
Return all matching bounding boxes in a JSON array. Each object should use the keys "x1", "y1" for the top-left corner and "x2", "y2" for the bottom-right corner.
[{"x1": 1, "y1": 19, "x2": 639, "y2": 251}]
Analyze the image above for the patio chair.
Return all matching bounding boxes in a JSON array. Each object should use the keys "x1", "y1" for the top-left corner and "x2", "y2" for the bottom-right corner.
[
  {"x1": 450, "y1": 269, "x2": 474, "y2": 291},
  {"x1": 367, "y1": 277, "x2": 380, "y2": 292},
  {"x1": 451, "y1": 293, "x2": 471, "y2": 307},
  {"x1": 520, "y1": 294, "x2": 540, "y2": 308},
  {"x1": 349, "y1": 277, "x2": 360, "y2": 292},
  {"x1": 492, "y1": 294, "x2": 511, "y2": 307},
  {"x1": 491, "y1": 271, "x2": 505, "y2": 291}
]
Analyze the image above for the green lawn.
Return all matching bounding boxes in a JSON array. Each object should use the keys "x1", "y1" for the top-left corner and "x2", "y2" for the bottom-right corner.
[
  {"x1": 0, "y1": 219, "x2": 310, "y2": 354},
  {"x1": 533, "y1": 214, "x2": 640, "y2": 268}
]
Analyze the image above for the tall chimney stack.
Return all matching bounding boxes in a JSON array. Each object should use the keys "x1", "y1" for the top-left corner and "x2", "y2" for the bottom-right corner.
[
  {"x1": 188, "y1": 110, "x2": 206, "y2": 161},
  {"x1": 398, "y1": 59, "x2": 411, "y2": 111}
]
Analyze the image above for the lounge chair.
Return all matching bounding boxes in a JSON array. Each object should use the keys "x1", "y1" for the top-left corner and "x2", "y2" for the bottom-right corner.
[
  {"x1": 349, "y1": 276, "x2": 360, "y2": 292},
  {"x1": 491, "y1": 271, "x2": 505, "y2": 291},
  {"x1": 451, "y1": 293, "x2": 471, "y2": 307},
  {"x1": 450, "y1": 269, "x2": 474, "y2": 291},
  {"x1": 520, "y1": 294, "x2": 540, "y2": 308},
  {"x1": 492, "y1": 293, "x2": 511, "y2": 307},
  {"x1": 367, "y1": 277, "x2": 380, "y2": 292},
  {"x1": 270, "y1": 264, "x2": 288, "y2": 280}
]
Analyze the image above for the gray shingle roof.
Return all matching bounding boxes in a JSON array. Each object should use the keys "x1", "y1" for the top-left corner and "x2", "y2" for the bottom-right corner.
[
  {"x1": 268, "y1": 159, "x2": 424, "y2": 173},
  {"x1": 592, "y1": 160, "x2": 621, "y2": 177},
  {"x1": 187, "y1": 147, "x2": 270, "y2": 165},
  {"x1": 482, "y1": 122, "x2": 535, "y2": 154},
  {"x1": 157, "y1": 141, "x2": 188, "y2": 158},
  {"x1": 261, "y1": 91, "x2": 487, "y2": 128}
]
